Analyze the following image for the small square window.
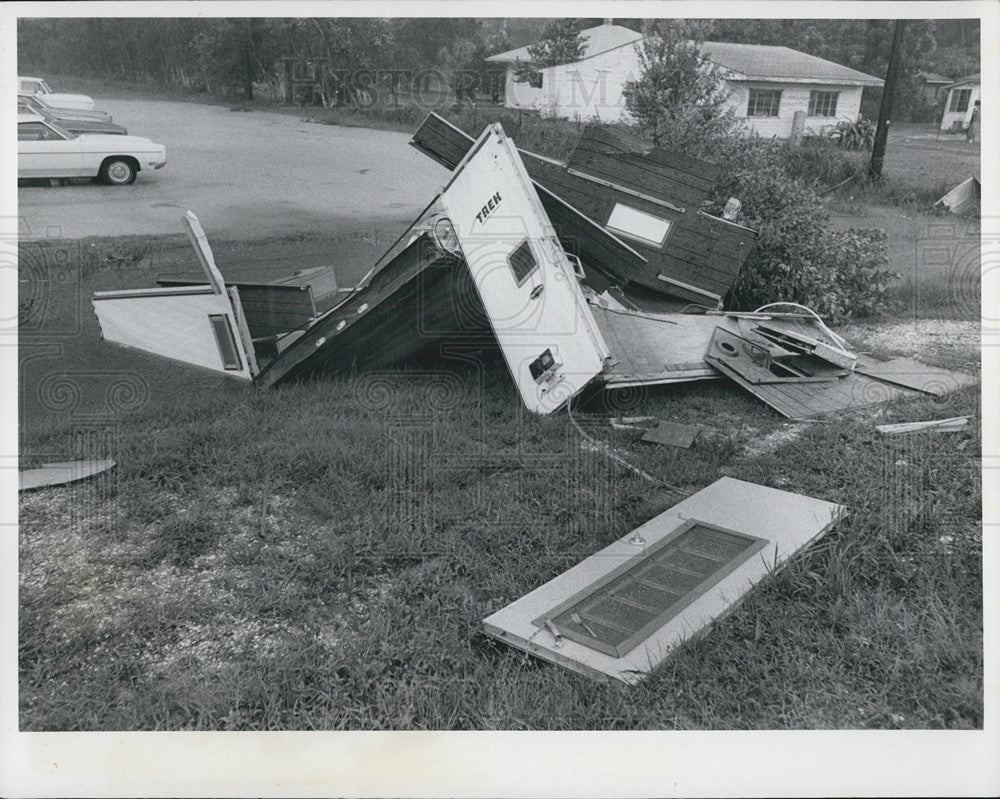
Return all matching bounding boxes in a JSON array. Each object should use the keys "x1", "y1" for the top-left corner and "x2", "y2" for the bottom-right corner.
[
  {"x1": 507, "y1": 239, "x2": 538, "y2": 286},
  {"x1": 747, "y1": 88, "x2": 782, "y2": 118},
  {"x1": 808, "y1": 90, "x2": 839, "y2": 117}
]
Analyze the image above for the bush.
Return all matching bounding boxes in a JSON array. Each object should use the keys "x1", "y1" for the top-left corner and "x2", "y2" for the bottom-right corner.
[
  {"x1": 727, "y1": 169, "x2": 898, "y2": 319},
  {"x1": 653, "y1": 126, "x2": 897, "y2": 320},
  {"x1": 782, "y1": 137, "x2": 867, "y2": 187}
]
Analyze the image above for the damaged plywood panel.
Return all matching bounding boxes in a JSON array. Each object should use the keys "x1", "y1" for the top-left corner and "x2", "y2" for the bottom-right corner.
[
  {"x1": 592, "y1": 309, "x2": 730, "y2": 386},
  {"x1": 410, "y1": 112, "x2": 650, "y2": 296},
  {"x1": 707, "y1": 358, "x2": 916, "y2": 419},
  {"x1": 855, "y1": 355, "x2": 977, "y2": 396},
  {"x1": 19, "y1": 459, "x2": 115, "y2": 491},
  {"x1": 482, "y1": 477, "x2": 845, "y2": 683},
  {"x1": 410, "y1": 113, "x2": 757, "y2": 305}
]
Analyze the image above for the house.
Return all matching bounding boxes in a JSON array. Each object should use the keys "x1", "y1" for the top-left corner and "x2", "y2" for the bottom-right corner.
[
  {"x1": 939, "y1": 73, "x2": 980, "y2": 132},
  {"x1": 486, "y1": 22, "x2": 884, "y2": 137},
  {"x1": 917, "y1": 71, "x2": 952, "y2": 105}
]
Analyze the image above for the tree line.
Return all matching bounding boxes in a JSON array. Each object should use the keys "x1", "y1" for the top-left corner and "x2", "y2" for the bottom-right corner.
[{"x1": 19, "y1": 16, "x2": 979, "y2": 115}]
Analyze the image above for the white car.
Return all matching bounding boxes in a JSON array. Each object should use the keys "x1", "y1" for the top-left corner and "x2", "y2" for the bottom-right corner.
[
  {"x1": 18, "y1": 113, "x2": 167, "y2": 185},
  {"x1": 18, "y1": 75, "x2": 97, "y2": 112}
]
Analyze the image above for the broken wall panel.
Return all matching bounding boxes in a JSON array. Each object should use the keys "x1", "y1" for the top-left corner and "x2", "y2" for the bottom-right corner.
[
  {"x1": 255, "y1": 234, "x2": 470, "y2": 387},
  {"x1": 411, "y1": 112, "x2": 651, "y2": 296},
  {"x1": 855, "y1": 355, "x2": 977, "y2": 396},
  {"x1": 482, "y1": 477, "x2": 846, "y2": 683},
  {"x1": 92, "y1": 285, "x2": 255, "y2": 380},
  {"x1": 436, "y1": 125, "x2": 611, "y2": 414},
  {"x1": 410, "y1": 113, "x2": 757, "y2": 305}
]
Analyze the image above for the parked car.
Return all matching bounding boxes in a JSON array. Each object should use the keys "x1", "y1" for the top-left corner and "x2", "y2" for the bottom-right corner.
[
  {"x1": 18, "y1": 75, "x2": 97, "y2": 111},
  {"x1": 17, "y1": 98, "x2": 127, "y2": 136},
  {"x1": 18, "y1": 113, "x2": 166, "y2": 185},
  {"x1": 18, "y1": 93, "x2": 116, "y2": 124}
]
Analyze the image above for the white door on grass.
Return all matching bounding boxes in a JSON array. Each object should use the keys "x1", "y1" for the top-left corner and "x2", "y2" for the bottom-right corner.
[{"x1": 437, "y1": 124, "x2": 611, "y2": 414}]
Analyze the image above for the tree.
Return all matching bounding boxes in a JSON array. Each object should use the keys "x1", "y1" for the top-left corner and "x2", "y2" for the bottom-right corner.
[
  {"x1": 622, "y1": 20, "x2": 738, "y2": 149},
  {"x1": 513, "y1": 18, "x2": 585, "y2": 88}
]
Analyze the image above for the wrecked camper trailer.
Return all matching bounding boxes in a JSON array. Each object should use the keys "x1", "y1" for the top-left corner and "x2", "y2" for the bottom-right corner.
[{"x1": 92, "y1": 122, "x2": 972, "y2": 419}]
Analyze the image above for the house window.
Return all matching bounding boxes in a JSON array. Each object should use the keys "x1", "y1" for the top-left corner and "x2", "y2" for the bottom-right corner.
[
  {"x1": 746, "y1": 88, "x2": 782, "y2": 117},
  {"x1": 949, "y1": 88, "x2": 972, "y2": 113},
  {"x1": 808, "y1": 90, "x2": 839, "y2": 117},
  {"x1": 606, "y1": 203, "x2": 672, "y2": 247},
  {"x1": 507, "y1": 239, "x2": 539, "y2": 286}
]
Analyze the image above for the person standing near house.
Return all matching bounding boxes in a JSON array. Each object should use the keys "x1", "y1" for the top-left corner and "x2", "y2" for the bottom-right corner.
[{"x1": 967, "y1": 99, "x2": 980, "y2": 142}]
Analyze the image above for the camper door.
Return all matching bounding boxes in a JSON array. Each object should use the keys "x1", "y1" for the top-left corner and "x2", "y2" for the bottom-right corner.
[{"x1": 438, "y1": 125, "x2": 611, "y2": 414}]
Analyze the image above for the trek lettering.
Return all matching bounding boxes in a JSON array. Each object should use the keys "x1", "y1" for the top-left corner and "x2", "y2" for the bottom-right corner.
[{"x1": 475, "y1": 192, "x2": 502, "y2": 224}]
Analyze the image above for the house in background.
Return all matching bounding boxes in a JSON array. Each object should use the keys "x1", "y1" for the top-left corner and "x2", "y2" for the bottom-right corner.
[
  {"x1": 917, "y1": 71, "x2": 953, "y2": 105},
  {"x1": 487, "y1": 22, "x2": 883, "y2": 138},
  {"x1": 939, "y1": 73, "x2": 980, "y2": 132}
]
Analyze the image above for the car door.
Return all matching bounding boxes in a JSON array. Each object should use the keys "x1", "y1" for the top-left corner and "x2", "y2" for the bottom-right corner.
[
  {"x1": 18, "y1": 121, "x2": 83, "y2": 178},
  {"x1": 437, "y1": 125, "x2": 611, "y2": 415}
]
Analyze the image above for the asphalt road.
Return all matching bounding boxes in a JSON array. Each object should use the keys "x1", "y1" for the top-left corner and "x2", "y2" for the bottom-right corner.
[{"x1": 17, "y1": 99, "x2": 449, "y2": 240}]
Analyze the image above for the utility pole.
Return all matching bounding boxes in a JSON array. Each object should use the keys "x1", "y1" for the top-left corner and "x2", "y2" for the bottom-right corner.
[{"x1": 869, "y1": 19, "x2": 905, "y2": 180}]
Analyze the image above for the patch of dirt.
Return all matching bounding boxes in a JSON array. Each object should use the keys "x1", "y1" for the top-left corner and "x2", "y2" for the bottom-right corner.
[{"x1": 836, "y1": 319, "x2": 980, "y2": 371}]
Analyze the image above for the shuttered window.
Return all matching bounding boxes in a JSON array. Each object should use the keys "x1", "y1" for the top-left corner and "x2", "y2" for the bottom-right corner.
[{"x1": 534, "y1": 520, "x2": 767, "y2": 657}]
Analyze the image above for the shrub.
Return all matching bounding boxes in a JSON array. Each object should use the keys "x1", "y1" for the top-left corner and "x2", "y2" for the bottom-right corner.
[
  {"x1": 828, "y1": 117, "x2": 876, "y2": 151},
  {"x1": 651, "y1": 124, "x2": 897, "y2": 320}
]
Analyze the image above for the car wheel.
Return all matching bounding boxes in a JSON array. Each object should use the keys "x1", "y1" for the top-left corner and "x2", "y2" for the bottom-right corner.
[{"x1": 99, "y1": 157, "x2": 137, "y2": 185}]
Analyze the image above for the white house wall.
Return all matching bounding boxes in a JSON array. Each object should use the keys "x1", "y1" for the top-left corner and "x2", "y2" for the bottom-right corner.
[
  {"x1": 503, "y1": 66, "x2": 544, "y2": 110},
  {"x1": 940, "y1": 84, "x2": 980, "y2": 131},
  {"x1": 540, "y1": 45, "x2": 641, "y2": 122},
  {"x1": 506, "y1": 44, "x2": 868, "y2": 138},
  {"x1": 722, "y1": 82, "x2": 864, "y2": 138}
]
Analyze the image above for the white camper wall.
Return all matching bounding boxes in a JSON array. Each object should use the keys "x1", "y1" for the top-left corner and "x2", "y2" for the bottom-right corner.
[
  {"x1": 92, "y1": 287, "x2": 254, "y2": 380},
  {"x1": 437, "y1": 125, "x2": 611, "y2": 414}
]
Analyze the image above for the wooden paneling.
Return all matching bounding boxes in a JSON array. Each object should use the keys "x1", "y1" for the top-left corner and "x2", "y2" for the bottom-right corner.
[
  {"x1": 256, "y1": 234, "x2": 471, "y2": 388},
  {"x1": 232, "y1": 283, "x2": 316, "y2": 339},
  {"x1": 409, "y1": 114, "x2": 756, "y2": 303},
  {"x1": 855, "y1": 355, "x2": 977, "y2": 396}
]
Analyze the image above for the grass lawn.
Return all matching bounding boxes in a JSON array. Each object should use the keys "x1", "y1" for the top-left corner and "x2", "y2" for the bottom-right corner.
[{"x1": 18, "y1": 228, "x2": 982, "y2": 730}]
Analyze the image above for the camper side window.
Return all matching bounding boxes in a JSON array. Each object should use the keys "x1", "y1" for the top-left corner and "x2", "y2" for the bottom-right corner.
[
  {"x1": 606, "y1": 203, "x2": 672, "y2": 248},
  {"x1": 208, "y1": 314, "x2": 243, "y2": 371},
  {"x1": 507, "y1": 239, "x2": 539, "y2": 286}
]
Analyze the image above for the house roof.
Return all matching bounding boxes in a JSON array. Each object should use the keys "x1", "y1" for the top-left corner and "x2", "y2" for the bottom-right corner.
[
  {"x1": 486, "y1": 23, "x2": 643, "y2": 63},
  {"x1": 698, "y1": 42, "x2": 883, "y2": 86},
  {"x1": 918, "y1": 71, "x2": 953, "y2": 84},
  {"x1": 944, "y1": 73, "x2": 980, "y2": 89},
  {"x1": 488, "y1": 24, "x2": 883, "y2": 87}
]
